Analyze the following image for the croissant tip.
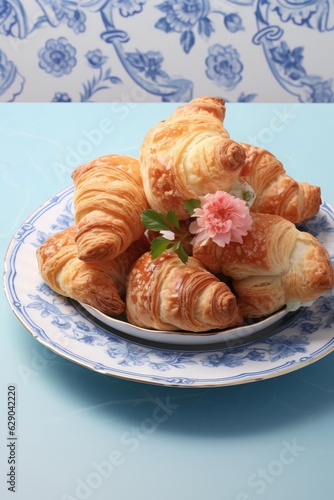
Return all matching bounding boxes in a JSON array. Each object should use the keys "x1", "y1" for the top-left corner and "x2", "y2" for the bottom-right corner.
[
  {"x1": 77, "y1": 247, "x2": 113, "y2": 262},
  {"x1": 221, "y1": 141, "x2": 246, "y2": 171},
  {"x1": 75, "y1": 225, "x2": 122, "y2": 261}
]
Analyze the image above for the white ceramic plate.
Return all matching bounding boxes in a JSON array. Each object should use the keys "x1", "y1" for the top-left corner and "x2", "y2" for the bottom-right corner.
[
  {"x1": 79, "y1": 302, "x2": 289, "y2": 346},
  {"x1": 3, "y1": 186, "x2": 334, "y2": 387}
]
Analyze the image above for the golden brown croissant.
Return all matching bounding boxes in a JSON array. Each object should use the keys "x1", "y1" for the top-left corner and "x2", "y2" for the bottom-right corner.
[
  {"x1": 139, "y1": 96, "x2": 246, "y2": 220},
  {"x1": 193, "y1": 213, "x2": 334, "y2": 318},
  {"x1": 125, "y1": 251, "x2": 243, "y2": 332},
  {"x1": 36, "y1": 226, "x2": 149, "y2": 316},
  {"x1": 72, "y1": 154, "x2": 149, "y2": 261},
  {"x1": 239, "y1": 143, "x2": 321, "y2": 223}
]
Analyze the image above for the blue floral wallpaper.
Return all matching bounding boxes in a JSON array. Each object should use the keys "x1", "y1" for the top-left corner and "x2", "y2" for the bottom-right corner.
[{"x1": 0, "y1": 0, "x2": 333, "y2": 102}]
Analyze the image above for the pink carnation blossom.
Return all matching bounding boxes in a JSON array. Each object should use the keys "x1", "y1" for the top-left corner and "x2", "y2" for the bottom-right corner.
[{"x1": 189, "y1": 191, "x2": 253, "y2": 247}]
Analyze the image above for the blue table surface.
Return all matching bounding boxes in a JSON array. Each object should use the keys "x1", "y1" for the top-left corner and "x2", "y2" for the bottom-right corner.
[{"x1": 1, "y1": 102, "x2": 334, "y2": 500}]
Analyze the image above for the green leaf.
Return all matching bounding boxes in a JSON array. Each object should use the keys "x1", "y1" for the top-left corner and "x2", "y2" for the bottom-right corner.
[
  {"x1": 176, "y1": 245, "x2": 189, "y2": 264},
  {"x1": 141, "y1": 210, "x2": 170, "y2": 231},
  {"x1": 184, "y1": 198, "x2": 201, "y2": 215},
  {"x1": 150, "y1": 237, "x2": 172, "y2": 260},
  {"x1": 167, "y1": 240, "x2": 180, "y2": 253},
  {"x1": 167, "y1": 210, "x2": 179, "y2": 229}
]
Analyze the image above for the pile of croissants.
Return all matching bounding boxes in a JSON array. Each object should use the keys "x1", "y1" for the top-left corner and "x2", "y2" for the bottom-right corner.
[{"x1": 36, "y1": 97, "x2": 334, "y2": 333}]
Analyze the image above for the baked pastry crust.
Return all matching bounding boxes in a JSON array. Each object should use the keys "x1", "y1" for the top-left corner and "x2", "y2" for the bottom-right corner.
[
  {"x1": 125, "y1": 251, "x2": 243, "y2": 332},
  {"x1": 193, "y1": 213, "x2": 334, "y2": 317},
  {"x1": 139, "y1": 96, "x2": 246, "y2": 220},
  {"x1": 240, "y1": 143, "x2": 321, "y2": 223},
  {"x1": 72, "y1": 154, "x2": 149, "y2": 261},
  {"x1": 36, "y1": 226, "x2": 149, "y2": 316}
]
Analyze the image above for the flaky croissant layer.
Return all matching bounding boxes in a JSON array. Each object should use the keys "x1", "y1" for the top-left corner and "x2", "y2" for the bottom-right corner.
[
  {"x1": 193, "y1": 213, "x2": 334, "y2": 318},
  {"x1": 239, "y1": 143, "x2": 321, "y2": 223},
  {"x1": 36, "y1": 226, "x2": 149, "y2": 316},
  {"x1": 72, "y1": 154, "x2": 149, "y2": 262},
  {"x1": 126, "y1": 251, "x2": 243, "y2": 332},
  {"x1": 139, "y1": 96, "x2": 246, "y2": 220}
]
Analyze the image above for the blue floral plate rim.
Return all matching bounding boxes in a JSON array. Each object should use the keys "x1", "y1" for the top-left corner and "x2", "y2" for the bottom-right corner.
[{"x1": 3, "y1": 185, "x2": 334, "y2": 388}]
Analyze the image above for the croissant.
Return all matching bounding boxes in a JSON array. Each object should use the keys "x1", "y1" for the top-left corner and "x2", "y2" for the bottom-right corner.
[
  {"x1": 125, "y1": 251, "x2": 243, "y2": 332},
  {"x1": 139, "y1": 96, "x2": 246, "y2": 220},
  {"x1": 193, "y1": 213, "x2": 334, "y2": 318},
  {"x1": 36, "y1": 226, "x2": 149, "y2": 316},
  {"x1": 239, "y1": 143, "x2": 321, "y2": 223},
  {"x1": 71, "y1": 154, "x2": 149, "y2": 261}
]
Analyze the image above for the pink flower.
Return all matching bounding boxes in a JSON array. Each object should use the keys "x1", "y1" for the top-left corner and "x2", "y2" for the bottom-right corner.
[{"x1": 189, "y1": 191, "x2": 253, "y2": 247}]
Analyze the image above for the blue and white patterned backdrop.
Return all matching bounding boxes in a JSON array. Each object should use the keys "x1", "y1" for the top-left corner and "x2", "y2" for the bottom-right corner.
[{"x1": 0, "y1": 0, "x2": 333, "y2": 102}]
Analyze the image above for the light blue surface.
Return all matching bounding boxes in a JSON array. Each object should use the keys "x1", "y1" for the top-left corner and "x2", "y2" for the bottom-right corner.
[{"x1": 1, "y1": 102, "x2": 334, "y2": 500}]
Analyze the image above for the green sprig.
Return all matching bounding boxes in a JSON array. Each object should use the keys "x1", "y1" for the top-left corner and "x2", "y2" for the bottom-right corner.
[
  {"x1": 140, "y1": 210, "x2": 171, "y2": 231},
  {"x1": 141, "y1": 200, "x2": 201, "y2": 264},
  {"x1": 167, "y1": 209, "x2": 179, "y2": 228},
  {"x1": 184, "y1": 198, "x2": 201, "y2": 215},
  {"x1": 150, "y1": 236, "x2": 173, "y2": 260}
]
